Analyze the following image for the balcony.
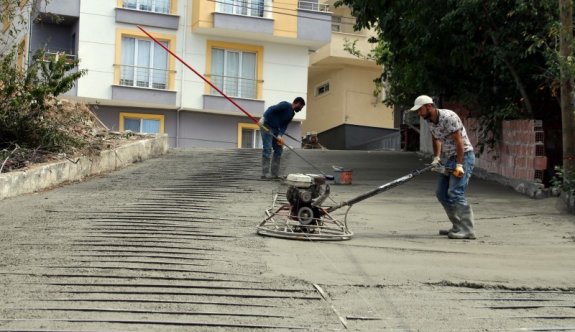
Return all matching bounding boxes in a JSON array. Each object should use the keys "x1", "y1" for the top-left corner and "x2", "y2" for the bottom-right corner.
[
  {"x1": 112, "y1": 65, "x2": 177, "y2": 105},
  {"x1": 29, "y1": 14, "x2": 79, "y2": 78},
  {"x1": 193, "y1": 0, "x2": 331, "y2": 49},
  {"x1": 298, "y1": 1, "x2": 330, "y2": 12},
  {"x1": 296, "y1": 1, "x2": 332, "y2": 48},
  {"x1": 203, "y1": 75, "x2": 264, "y2": 115},
  {"x1": 118, "y1": 65, "x2": 171, "y2": 90},
  {"x1": 209, "y1": 74, "x2": 258, "y2": 99},
  {"x1": 116, "y1": 0, "x2": 179, "y2": 30}
]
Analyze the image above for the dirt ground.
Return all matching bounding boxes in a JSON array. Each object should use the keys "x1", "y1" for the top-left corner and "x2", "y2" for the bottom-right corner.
[{"x1": 0, "y1": 148, "x2": 573, "y2": 331}]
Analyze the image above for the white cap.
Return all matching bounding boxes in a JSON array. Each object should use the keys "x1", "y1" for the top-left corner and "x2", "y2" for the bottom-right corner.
[{"x1": 409, "y1": 95, "x2": 434, "y2": 111}]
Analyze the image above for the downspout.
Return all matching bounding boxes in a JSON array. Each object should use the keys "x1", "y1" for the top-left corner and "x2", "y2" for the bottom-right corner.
[{"x1": 175, "y1": 0, "x2": 189, "y2": 148}]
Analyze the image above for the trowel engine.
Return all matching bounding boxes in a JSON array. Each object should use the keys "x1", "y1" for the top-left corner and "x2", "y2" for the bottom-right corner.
[{"x1": 285, "y1": 174, "x2": 330, "y2": 225}]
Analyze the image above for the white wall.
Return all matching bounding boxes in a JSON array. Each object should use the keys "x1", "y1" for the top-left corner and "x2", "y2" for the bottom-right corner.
[
  {"x1": 75, "y1": 0, "x2": 309, "y2": 120},
  {"x1": 262, "y1": 43, "x2": 309, "y2": 121},
  {"x1": 76, "y1": 1, "x2": 116, "y2": 98}
]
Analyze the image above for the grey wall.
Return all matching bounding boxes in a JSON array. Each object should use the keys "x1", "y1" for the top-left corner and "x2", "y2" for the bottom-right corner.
[
  {"x1": 213, "y1": 12, "x2": 273, "y2": 34},
  {"x1": 177, "y1": 111, "x2": 301, "y2": 148},
  {"x1": 93, "y1": 106, "x2": 302, "y2": 149},
  {"x1": 318, "y1": 124, "x2": 397, "y2": 150},
  {"x1": 94, "y1": 106, "x2": 178, "y2": 147},
  {"x1": 44, "y1": 0, "x2": 80, "y2": 17},
  {"x1": 297, "y1": 10, "x2": 331, "y2": 43},
  {"x1": 115, "y1": 8, "x2": 179, "y2": 30}
]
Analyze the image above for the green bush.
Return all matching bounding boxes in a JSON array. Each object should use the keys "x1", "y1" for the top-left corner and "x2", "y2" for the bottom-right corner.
[
  {"x1": 0, "y1": 47, "x2": 89, "y2": 172},
  {"x1": 551, "y1": 165, "x2": 575, "y2": 193}
]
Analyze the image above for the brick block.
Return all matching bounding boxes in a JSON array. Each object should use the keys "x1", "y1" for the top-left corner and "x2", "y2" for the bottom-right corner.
[
  {"x1": 535, "y1": 170, "x2": 544, "y2": 182},
  {"x1": 535, "y1": 144, "x2": 545, "y2": 156},
  {"x1": 516, "y1": 157, "x2": 527, "y2": 169},
  {"x1": 533, "y1": 156, "x2": 548, "y2": 170}
]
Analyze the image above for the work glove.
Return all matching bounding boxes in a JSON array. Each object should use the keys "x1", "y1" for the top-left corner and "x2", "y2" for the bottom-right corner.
[
  {"x1": 453, "y1": 164, "x2": 465, "y2": 178},
  {"x1": 276, "y1": 135, "x2": 284, "y2": 146},
  {"x1": 430, "y1": 156, "x2": 442, "y2": 172},
  {"x1": 258, "y1": 117, "x2": 265, "y2": 127}
]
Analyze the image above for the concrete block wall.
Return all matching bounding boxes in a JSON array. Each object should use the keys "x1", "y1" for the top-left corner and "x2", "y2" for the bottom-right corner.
[
  {"x1": 463, "y1": 118, "x2": 547, "y2": 183},
  {"x1": 0, "y1": 134, "x2": 169, "y2": 200}
]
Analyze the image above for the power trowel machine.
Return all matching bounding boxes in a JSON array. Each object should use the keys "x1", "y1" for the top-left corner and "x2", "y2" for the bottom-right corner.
[{"x1": 257, "y1": 164, "x2": 435, "y2": 241}]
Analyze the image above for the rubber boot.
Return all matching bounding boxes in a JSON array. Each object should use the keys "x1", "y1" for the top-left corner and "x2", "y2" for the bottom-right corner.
[
  {"x1": 270, "y1": 156, "x2": 281, "y2": 179},
  {"x1": 439, "y1": 206, "x2": 461, "y2": 236},
  {"x1": 261, "y1": 157, "x2": 270, "y2": 179},
  {"x1": 448, "y1": 204, "x2": 476, "y2": 240}
]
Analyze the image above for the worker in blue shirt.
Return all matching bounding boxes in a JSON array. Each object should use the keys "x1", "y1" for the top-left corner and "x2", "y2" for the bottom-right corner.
[{"x1": 258, "y1": 97, "x2": 305, "y2": 179}]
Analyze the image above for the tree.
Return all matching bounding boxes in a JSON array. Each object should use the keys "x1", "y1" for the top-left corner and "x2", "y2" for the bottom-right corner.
[
  {"x1": 334, "y1": 0, "x2": 561, "y2": 152},
  {"x1": 559, "y1": 0, "x2": 575, "y2": 189}
]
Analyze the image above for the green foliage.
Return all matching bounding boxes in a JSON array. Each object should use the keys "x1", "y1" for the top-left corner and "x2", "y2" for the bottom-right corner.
[
  {"x1": 334, "y1": 0, "x2": 562, "y2": 152},
  {"x1": 551, "y1": 165, "x2": 575, "y2": 192},
  {"x1": 0, "y1": 47, "x2": 87, "y2": 171}
]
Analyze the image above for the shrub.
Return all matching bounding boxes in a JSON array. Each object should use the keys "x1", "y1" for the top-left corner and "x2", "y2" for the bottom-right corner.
[{"x1": 0, "y1": 47, "x2": 95, "y2": 173}]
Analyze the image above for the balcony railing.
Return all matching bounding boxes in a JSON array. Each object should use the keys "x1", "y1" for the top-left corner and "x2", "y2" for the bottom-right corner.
[
  {"x1": 219, "y1": 0, "x2": 265, "y2": 18},
  {"x1": 118, "y1": 65, "x2": 170, "y2": 90},
  {"x1": 298, "y1": 1, "x2": 329, "y2": 12},
  {"x1": 210, "y1": 74, "x2": 257, "y2": 99},
  {"x1": 42, "y1": 51, "x2": 76, "y2": 64},
  {"x1": 122, "y1": 0, "x2": 170, "y2": 14}
]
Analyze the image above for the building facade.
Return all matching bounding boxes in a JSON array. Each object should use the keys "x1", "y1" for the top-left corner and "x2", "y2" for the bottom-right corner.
[
  {"x1": 4, "y1": 0, "x2": 332, "y2": 148},
  {"x1": 303, "y1": 1, "x2": 396, "y2": 150}
]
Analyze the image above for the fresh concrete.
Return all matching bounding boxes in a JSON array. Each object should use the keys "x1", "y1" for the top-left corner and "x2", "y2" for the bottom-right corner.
[{"x1": 0, "y1": 134, "x2": 168, "y2": 200}]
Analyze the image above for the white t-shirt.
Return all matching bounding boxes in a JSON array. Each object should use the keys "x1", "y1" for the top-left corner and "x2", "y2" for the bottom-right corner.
[{"x1": 428, "y1": 109, "x2": 474, "y2": 158}]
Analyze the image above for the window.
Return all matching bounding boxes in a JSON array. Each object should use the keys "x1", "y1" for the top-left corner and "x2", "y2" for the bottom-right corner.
[
  {"x1": 120, "y1": 36, "x2": 169, "y2": 89},
  {"x1": 238, "y1": 123, "x2": 262, "y2": 148},
  {"x1": 315, "y1": 81, "x2": 330, "y2": 96},
  {"x1": 211, "y1": 48, "x2": 257, "y2": 99},
  {"x1": 220, "y1": 0, "x2": 264, "y2": 18},
  {"x1": 120, "y1": 113, "x2": 164, "y2": 134},
  {"x1": 331, "y1": 16, "x2": 342, "y2": 32},
  {"x1": 122, "y1": 0, "x2": 170, "y2": 14}
]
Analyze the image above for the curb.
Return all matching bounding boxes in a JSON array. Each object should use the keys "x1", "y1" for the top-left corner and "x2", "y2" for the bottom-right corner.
[
  {"x1": 0, "y1": 134, "x2": 169, "y2": 200},
  {"x1": 472, "y1": 167, "x2": 547, "y2": 199},
  {"x1": 560, "y1": 190, "x2": 575, "y2": 214}
]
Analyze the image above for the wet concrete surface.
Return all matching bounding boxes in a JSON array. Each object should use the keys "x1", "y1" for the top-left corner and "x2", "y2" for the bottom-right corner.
[{"x1": 0, "y1": 148, "x2": 573, "y2": 331}]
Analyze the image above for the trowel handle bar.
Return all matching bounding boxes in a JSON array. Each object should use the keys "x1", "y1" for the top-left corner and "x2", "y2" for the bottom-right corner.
[{"x1": 325, "y1": 164, "x2": 434, "y2": 213}]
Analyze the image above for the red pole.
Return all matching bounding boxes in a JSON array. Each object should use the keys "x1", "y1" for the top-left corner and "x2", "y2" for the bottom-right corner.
[{"x1": 136, "y1": 25, "x2": 260, "y2": 125}]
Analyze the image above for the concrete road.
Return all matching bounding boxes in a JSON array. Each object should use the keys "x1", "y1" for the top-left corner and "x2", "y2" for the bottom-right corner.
[{"x1": 0, "y1": 148, "x2": 573, "y2": 331}]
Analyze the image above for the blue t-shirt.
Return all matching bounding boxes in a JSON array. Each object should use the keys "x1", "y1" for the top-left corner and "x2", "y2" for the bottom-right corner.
[{"x1": 263, "y1": 101, "x2": 295, "y2": 135}]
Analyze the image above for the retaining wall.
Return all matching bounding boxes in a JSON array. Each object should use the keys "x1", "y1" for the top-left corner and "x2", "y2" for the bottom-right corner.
[
  {"x1": 0, "y1": 134, "x2": 169, "y2": 200},
  {"x1": 420, "y1": 117, "x2": 548, "y2": 198},
  {"x1": 463, "y1": 118, "x2": 547, "y2": 198}
]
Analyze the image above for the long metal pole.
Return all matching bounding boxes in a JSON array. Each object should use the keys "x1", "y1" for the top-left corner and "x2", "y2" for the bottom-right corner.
[
  {"x1": 325, "y1": 165, "x2": 433, "y2": 213},
  {"x1": 136, "y1": 25, "x2": 327, "y2": 175}
]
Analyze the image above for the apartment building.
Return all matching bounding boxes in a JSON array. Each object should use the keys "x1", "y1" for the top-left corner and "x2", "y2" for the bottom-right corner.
[
  {"x1": 303, "y1": 1, "x2": 396, "y2": 150},
  {"x1": 5, "y1": 0, "x2": 332, "y2": 148}
]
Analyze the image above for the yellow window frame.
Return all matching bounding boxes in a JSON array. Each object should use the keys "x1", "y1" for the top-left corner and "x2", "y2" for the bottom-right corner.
[
  {"x1": 237, "y1": 123, "x2": 261, "y2": 148},
  {"x1": 1, "y1": 9, "x2": 9, "y2": 33},
  {"x1": 119, "y1": 112, "x2": 165, "y2": 133},
  {"x1": 115, "y1": 28, "x2": 177, "y2": 90},
  {"x1": 205, "y1": 40, "x2": 264, "y2": 100},
  {"x1": 116, "y1": 0, "x2": 178, "y2": 15},
  {"x1": 17, "y1": 37, "x2": 27, "y2": 70}
]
